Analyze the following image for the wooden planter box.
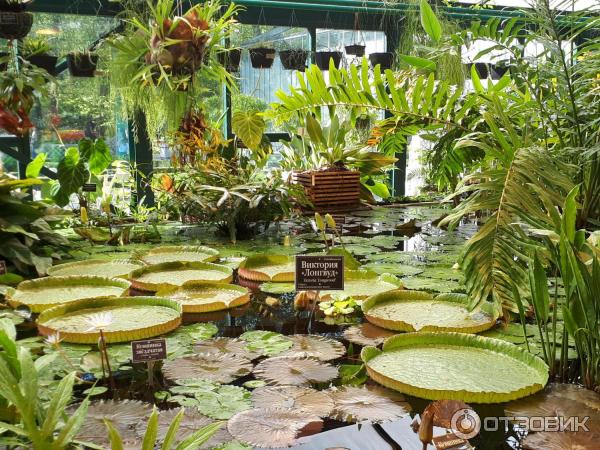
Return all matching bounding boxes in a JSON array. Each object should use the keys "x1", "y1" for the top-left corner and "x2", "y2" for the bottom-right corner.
[{"x1": 293, "y1": 169, "x2": 361, "y2": 211}]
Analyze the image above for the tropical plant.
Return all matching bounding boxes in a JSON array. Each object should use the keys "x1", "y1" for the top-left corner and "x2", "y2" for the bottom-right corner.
[
  {"x1": 107, "y1": 0, "x2": 239, "y2": 139},
  {"x1": 105, "y1": 406, "x2": 223, "y2": 450},
  {"x1": 0, "y1": 173, "x2": 70, "y2": 276},
  {"x1": 19, "y1": 36, "x2": 52, "y2": 57},
  {"x1": 0, "y1": 319, "x2": 90, "y2": 449}
]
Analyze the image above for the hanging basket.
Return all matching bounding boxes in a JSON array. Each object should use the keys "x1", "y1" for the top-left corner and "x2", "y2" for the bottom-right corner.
[
  {"x1": 25, "y1": 54, "x2": 58, "y2": 76},
  {"x1": 490, "y1": 63, "x2": 509, "y2": 80},
  {"x1": 0, "y1": 0, "x2": 32, "y2": 12},
  {"x1": 345, "y1": 44, "x2": 365, "y2": 57},
  {"x1": 219, "y1": 49, "x2": 242, "y2": 72},
  {"x1": 369, "y1": 52, "x2": 394, "y2": 70},
  {"x1": 314, "y1": 51, "x2": 342, "y2": 70},
  {"x1": 67, "y1": 52, "x2": 98, "y2": 77},
  {"x1": 279, "y1": 49, "x2": 308, "y2": 71},
  {"x1": 467, "y1": 62, "x2": 489, "y2": 79},
  {"x1": 250, "y1": 47, "x2": 276, "y2": 69},
  {"x1": 0, "y1": 12, "x2": 33, "y2": 40}
]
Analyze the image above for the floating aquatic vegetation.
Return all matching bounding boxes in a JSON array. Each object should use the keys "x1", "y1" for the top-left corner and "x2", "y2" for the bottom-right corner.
[
  {"x1": 253, "y1": 356, "x2": 338, "y2": 386},
  {"x1": 278, "y1": 334, "x2": 346, "y2": 361},
  {"x1": 71, "y1": 399, "x2": 152, "y2": 449},
  {"x1": 320, "y1": 271, "x2": 403, "y2": 300},
  {"x1": 343, "y1": 244, "x2": 381, "y2": 256},
  {"x1": 251, "y1": 385, "x2": 334, "y2": 417},
  {"x1": 37, "y1": 296, "x2": 182, "y2": 344},
  {"x1": 157, "y1": 282, "x2": 250, "y2": 313},
  {"x1": 259, "y1": 282, "x2": 296, "y2": 295},
  {"x1": 137, "y1": 245, "x2": 220, "y2": 265},
  {"x1": 129, "y1": 261, "x2": 233, "y2": 292},
  {"x1": 238, "y1": 254, "x2": 295, "y2": 282},
  {"x1": 328, "y1": 385, "x2": 411, "y2": 423},
  {"x1": 239, "y1": 330, "x2": 293, "y2": 357},
  {"x1": 400, "y1": 276, "x2": 464, "y2": 293},
  {"x1": 362, "y1": 291, "x2": 496, "y2": 333},
  {"x1": 46, "y1": 258, "x2": 144, "y2": 278},
  {"x1": 194, "y1": 337, "x2": 260, "y2": 360},
  {"x1": 162, "y1": 353, "x2": 252, "y2": 384},
  {"x1": 6, "y1": 276, "x2": 130, "y2": 313},
  {"x1": 343, "y1": 323, "x2": 396, "y2": 347},
  {"x1": 361, "y1": 262, "x2": 424, "y2": 276},
  {"x1": 227, "y1": 407, "x2": 323, "y2": 448},
  {"x1": 362, "y1": 332, "x2": 549, "y2": 403},
  {"x1": 165, "y1": 323, "x2": 219, "y2": 359},
  {"x1": 319, "y1": 295, "x2": 361, "y2": 318}
]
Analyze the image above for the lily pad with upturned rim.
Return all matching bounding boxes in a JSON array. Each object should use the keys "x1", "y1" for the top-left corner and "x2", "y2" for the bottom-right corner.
[
  {"x1": 6, "y1": 276, "x2": 131, "y2": 313},
  {"x1": 157, "y1": 282, "x2": 250, "y2": 313},
  {"x1": 137, "y1": 245, "x2": 220, "y2": 265},
  {"x1": 259, "y1": 282, "x2": 296, "y2": 295},
  {"x1": 238, "y1": 254, "x2": 295, "y2": 282},
  {"x1": 129, "y1": 261, "x2": 233, "y2": 292},
  {"x1": 362, "y1": 291, "x2": 497, "y2": 333},
  {"x1": 319, "y1": 270, "x2": 403, "y2": 300},
  {"x1": 47, "y1": 259, "x2": 144, "y2": 278},
  {"x1": 37, "y1": 296, "x2": 182, "y2": 344},
  {"x1": 362, "y1": 332, "x2": 549, "y2": 403}
]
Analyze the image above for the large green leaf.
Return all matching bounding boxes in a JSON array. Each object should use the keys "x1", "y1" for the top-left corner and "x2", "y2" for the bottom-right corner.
[
  {"x1": 54, "y1": 147, "x2": 89, "y2": 206},
  {"x1": 231, "y1": 111, "x2": 265, "y2": 150},
  {"x1": 420, "y1": 0, "x2": 442, "y2": 43},
  {"x1": 78, "y1": 138, "x2": 112, "y2": 176},
  {"x1": 25, "y1": 153, "x2": 47, "y2": 178}
]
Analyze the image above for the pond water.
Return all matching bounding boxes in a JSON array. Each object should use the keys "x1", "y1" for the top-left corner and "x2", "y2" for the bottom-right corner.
[{"x1": 19, "y1": 204, "x2": 567, "y2": 449}]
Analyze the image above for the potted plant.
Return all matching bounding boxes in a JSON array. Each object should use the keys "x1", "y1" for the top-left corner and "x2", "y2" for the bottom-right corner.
[
  {"x1": 314, "y1": 51, "x2": 342, "y2": 70},
  {"x1": 250, "y1": 47, "x2": 276, "y2": 69},
  {"x1": 279, "y1": 49, "x2": 308, "y2": 71},
  {"x1": 219, "y1": 48, "x2": 241, "y2": 72},
  {"x1": 0, "y1": 0, "x2": 33, "y2": 40},
  {"x1": 466, "y1": 62, "x2": 488, "y2": 79},
  {"x1": 369, "y1": 52, "x2": 394, "y2": 70},
  {"x1": 345, "y1": 44, "x2": 365, "y2": 57},
  {"x1": 20, "y1": 37, "x2": 58, "y2": 75},
  {"x1": 67, "y1": 51, "x2": 98, "y2": 77},
  {"x1": 490, "y1": 61, "x2": 510, "y2": 79}
]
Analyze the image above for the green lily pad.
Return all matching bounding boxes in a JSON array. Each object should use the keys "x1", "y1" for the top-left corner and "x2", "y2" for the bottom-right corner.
[
  {"x1": 138, "y1": 245, "x2": 219, "y2": 265},
  {"x1": 320, "y1": 271, "x2": 402, "y2": 300},
  {"x1": 238, "y1": 254, "x2": 295, "y2": 282},
  {"x1": 361, "y1": 263, "x2": 424, "y2": 277},
  {"x1": 239, "y1": 330, "x2": 293, "y2": 356},
  {"x1": 129, "y1": 261, "x2": 233, "y2": 292},
  {"x1": 362, "y1": 332, "x2": 549, "y2": 403},
  {"x1": 157, "y1": 282, "x2": 250, "y2": 313},
  {"x1": 260, "y1": 282, "x2": 296, "y2": 295},
  {"x1": 47, "y1": 259, "x2": 144, "y2": 279},
  {"x1": 400, "y1": 277, "x2": 464, "y2": 293}
]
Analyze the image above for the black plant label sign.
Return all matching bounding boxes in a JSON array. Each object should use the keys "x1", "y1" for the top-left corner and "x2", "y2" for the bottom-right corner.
[
  {"x1": 82, "y1": 183, "x2": 97, "y2": 192},
  {"x1": 131, "y1": 338, "x2": 167, "y2": 363},
  {"x1": 295, "y1": 255, "x2": 344, "y2": 291}
]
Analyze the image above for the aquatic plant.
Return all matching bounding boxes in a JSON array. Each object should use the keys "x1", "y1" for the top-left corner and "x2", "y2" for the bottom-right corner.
[
  {"x1": 162, "y1": 353, "x2": 252, "y2": 384},
  {"x1": 251, "y1": 386, "x2": 334, "y2": 417},
  {"x1": 278, "y1": 334, "x2": 346, "y2": 362},
  {"x1": 328, "y1": 385, "x2": 411, "y2": 423},
  {"x1": 253, "y1": 356, "x2": 338, "y2": 386}
]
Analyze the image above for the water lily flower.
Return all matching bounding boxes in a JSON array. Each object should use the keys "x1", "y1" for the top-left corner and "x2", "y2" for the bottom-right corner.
[
  {"x1": 84, "y1": 312, "x2": 114, "y2": 331},
  {"x1": 44, "y1": 331, "x2": 63, "y2": 346}
]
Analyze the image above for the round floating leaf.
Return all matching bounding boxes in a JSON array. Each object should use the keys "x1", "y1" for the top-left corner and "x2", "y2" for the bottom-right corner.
[
  {"x1": 253, "y1": 356, "x2": 338, "y2": 386},
  {"x1": 157, "y1": 282, "x2": 250, "y2": 313},
  {"x1": 320, "y1": 270, "x2": 403, "y2": 300},
  {"x1": 343, "y1": 323, "x2": 396, "y2": 347},
  {"x1": 238, "y1": 254, "x2": 295, "y2": 282},
  {"x1": 239, "y1": 330, "x2": 293, "y2": 357},
  {"x1": 37, "y1": 296, "x2": 182, "y2": 344},
  {"x1": 278, "y1": 334, "x2": 346, "y2": 361},
  {"x1": 71, "y1": 400, "x2": 152, "y2": 449},
  {"x1": 344, "y1": 244, "x2": 381, "y2": 256},
  {"x1": 362, "y1": 291, "x2": 496, "y2": 333},
  {"x1": 361, "y1": 262, "x2": 424, "y2": 277},
  {"x1": 129, "y1": 261, "x2": 233, "y2": 292},
  {"x1": 163, "y1": 353, "x2": 253, "y2": 384},
  {"x1": 227, "y1": 408, "x2": 323, "y2": 448},
  {"x1": 138, "y1": 245, "x2": 220, "y2": 265},
  {"x1": 259, "y1": 282, "x2": 296, "y2": 295},
  {"x1": 194, "y1": 384, "x2": 252, "y2": 420},
  {"x1": 400, "y1": 276, "x2": 464, "y2": 293},
  {"x1": 194, "y1": 337, "x2": 260, "y2": 360},
  {"x1": 251, "y1": 385, "x2": 334, "y2": 417},
  {"x1": 362, "y1": 332, "x2": 549, "y2": 403},
  {"x1": 6, "y1": 276, "x2": 131, "y2": 313},
  {"x1": 47, "y1": 259, "x2": 144, "y2": 278},
  {"x1": 328, "y1": 385, "x2": 412, "y2": 423}
]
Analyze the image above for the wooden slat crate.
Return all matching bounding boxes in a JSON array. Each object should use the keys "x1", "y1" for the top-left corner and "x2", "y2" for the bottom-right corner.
[{"x1": 292, "y1": 170, "x2": 361, "y2": 211}]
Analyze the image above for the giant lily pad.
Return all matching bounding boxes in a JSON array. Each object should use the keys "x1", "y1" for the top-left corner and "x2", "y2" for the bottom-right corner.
[
  {"x1": 320, "y1": 270, "x2": 403, "y2": 300},
  {"x1": 163, "y1": 353, "x2": 253, "y2": 384},
  {"x1": 47, "y1": 259, "x2": 144, "y2": 278},
  {"x1": 37, "y1": 297, "x2": 182, "y2": 344},
  {"x1": 138, "y1": 245, "x2": 219, "y2": 265},
  {"x1": 278, "y1": 334, "x2": 346, "y2": 361},
  {"x1": 362, "y1": 291, "x2": 497, "y2": 333},
  {"x1": 227, "y1": 408, "x2": 323, "y2": 448},
  {"x1": 6, "y1": 276, "x2": 131, "y2": 313},
  {"x1": 362, "y1": 332, "x2": 549, "y2": 403},
  {"x1": 157, "y1": 282, "x2": 250, "y2": 313},
  {"x1": 238, "y1": 254, "x2": 295, "y2": 282},
  {"x1": 253, "y1": 356, "x2": 338, "y2": 386},
  {"x1": 129, "y1": 261, "x2": 233, "y2": 292}
]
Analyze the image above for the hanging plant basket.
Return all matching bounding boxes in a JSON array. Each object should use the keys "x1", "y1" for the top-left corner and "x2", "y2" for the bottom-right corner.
[
  {"x1": 219, "y1": 48, "x2": 242, "y2": 72},
  {"x1": 25, "y1": 54, "x2": 58, "y2": 76},
  {"x1": 67, "y1": 52, "x2": 99, "y2": 77},
  {"x1": 467, "y1": 62, "x2": 489, "y2": 79},
  {"x1": 314, "y1": 51, "x2": 342, "y2": 70},
  {"x1": 490, "y1": 64, "x2": 509, "y2": 80},
  {"x1": 0, "y1": 12, "x2": 33, "y2": 40},
  {"x1": 250, "y1": 47, "x2": 276, "y2": 69},
  {"x1": 292, "y1": 168, "x2": 361, "y2": 211},
  {"x1": 369, "y1": 52, "x2": 394, "y2": 70},
  {"x1": 345, "y1": 44, "x2": 365, "y2": 57},
  {"x1": 279, "y1": 49, "x2": 308, "y2": 71},
  {"x1": 0, "y1": 0, "x2": 32, "y2": 12}
]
